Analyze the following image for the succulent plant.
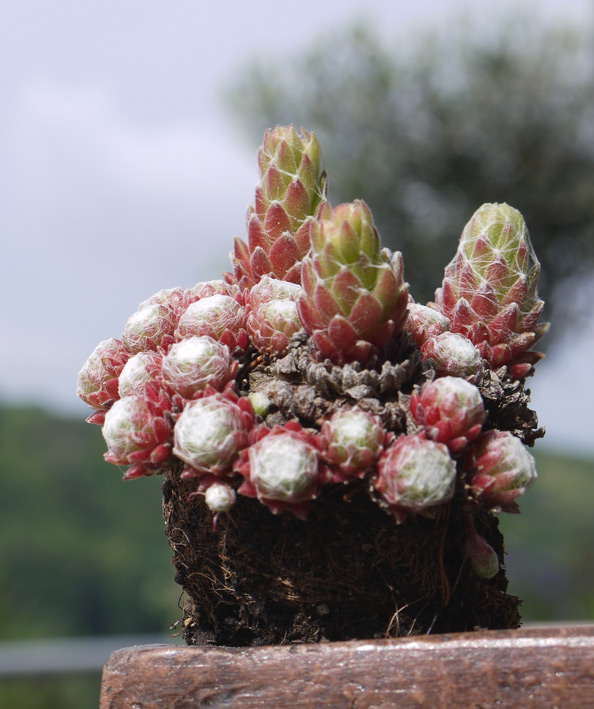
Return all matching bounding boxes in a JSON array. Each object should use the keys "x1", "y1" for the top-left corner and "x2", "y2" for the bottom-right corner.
[
  {"x1": 186, "y1": 279, "x2": 240, "y2": 302},
  {"x1": 77, "y1": 338, "x2": 130, "y2": 423},
  {"x1": 298, "y1": 200, "x2": 409, "y2": 365},
  {"x1": 405, "y1": 302, "x2": 451, "y2": 349},
  {"x1": 235, "y1": 422, "x2": 328, "y2": 518},
  {"x1": 321, "y1": 406, "x2": 386, "y2": 480},
  {"x1": 410, "y1": 376, "x2": 486, "y2": 453},
  {"x1": 161, "y1": 336, "x2": 237, "y2": 400},
  {"x1": 466, "y1": 430, "x2": 538, "y2": 513},
  {"x1": 204, "y1": 480, "x2": 237, "y2": 514},
  {"x1": 138, "y1": 286, "x2": 188, "y2": 318},
  {"x1": 173, "y1": 390, "x2": 254, "y2": 476},
  {"x1": 433, "y1": 203, "x2": 549, "y2": 379},
  {"x1": 229, "y1": 126, "x2": 328, "y2": 290},
  {"x1": 118, "y1": 351, "x2": 163, "y2": 399},
  {"x1": 464, "y1": 514, "x2": 499, "y2": 579},
  {"x1": 374, "y1": 434, "x2": 457, "y2": 523},
  {"x1": 102, "y1": 382, "x2": 173, "y2": 479},
  {"x1": 245, "y1": 276, "x2": 303, "y2": 356},
  {"x1": 79, "y1": 126, "x2": 547, "y2": 644},
  {"x1": 420, "y1": 332, "x2": 483, "y2": 382},
  {"x1": 122, "y1": 303, "x2": 177, "y2": 354},
  {"x1": 176, "y1": 294, "x2": 248, "y2": 353}
]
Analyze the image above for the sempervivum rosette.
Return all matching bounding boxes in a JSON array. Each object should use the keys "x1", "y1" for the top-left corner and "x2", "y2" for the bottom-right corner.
[
  {"x1": 410, "y1": 376, "x2": 486, "y2": 454},
  {"x1": 176, "y1": 294, "x2": 248, "y2": 354},
  {"x1": 245, "y1": 276, "x2": 303, "y2": 357},
  {"x1": 298, "y1": 200, "x2": 409, "y2": 365},
  {"x1": 173, "y1": 388, "x2": 254, "y2": 477},
  {"x1": 122, "y1": 303, "x2": 177, "y2": 354},
  {"x1": 420, "y1": 332, "x2": 484, "y2": 382},
  {"x1": 374, "y1": 434, "x2": 457, "y2": 524},
  {"x1": 102, "y1": 382, "x2": 173, "y2": 479},
  {"x1": 77, "y1": 338, "x2": 130, "y2": 423},
  {"x1": 162, "y1": 336, "x2": 237, "y2": 400},
  {"x1": 118, "y1": 351, "x2": 163, "y2": 399},
  {"x1": 465, "y1": 429, "x2": 538, "y2": 513},
  {"x1": 405, "y1": 302, "x2": 451, "y2": 349},
  {"x1": 234, "y1": 422, "x2": 329, "y2": 519},
  {"x1": 321, "y1": 406, "x2": 387, "y2": 481}
]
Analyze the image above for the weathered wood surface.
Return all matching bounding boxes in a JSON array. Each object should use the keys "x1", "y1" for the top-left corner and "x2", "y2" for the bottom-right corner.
[{"x1": 100, "y1": 625, "x2": 594, "y2": 708}]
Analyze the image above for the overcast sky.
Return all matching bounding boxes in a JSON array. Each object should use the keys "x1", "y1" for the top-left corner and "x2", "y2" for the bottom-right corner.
[{"x1": 1, "y1": 0, "x2": 593, "y2": 455}]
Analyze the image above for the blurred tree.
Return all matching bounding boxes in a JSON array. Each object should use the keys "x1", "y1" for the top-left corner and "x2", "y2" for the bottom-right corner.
[{"x1": 224, "y1": 17, "x2": 594, "y2": 338}]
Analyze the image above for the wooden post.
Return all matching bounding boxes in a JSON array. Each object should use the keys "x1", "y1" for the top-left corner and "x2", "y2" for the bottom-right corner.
[{"x1": 100, "y1": 625, "x2": 594, "y2": 707}]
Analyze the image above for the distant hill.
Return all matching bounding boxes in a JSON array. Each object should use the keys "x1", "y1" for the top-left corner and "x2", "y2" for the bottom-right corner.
[
  {"x1": 0, "y1": 405, "x2": 179, "y2": 640},
  {"x1": 0, "y1": 405, "x2": 592, "y2": 643},
  {"x1": 500, "y1": 450, "x2": 594, "y2": 622}
]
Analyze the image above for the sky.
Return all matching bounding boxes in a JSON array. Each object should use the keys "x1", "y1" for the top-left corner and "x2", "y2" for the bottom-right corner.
[{"x1": 1, "y1": 0, "x2": 593, "y2": 455}]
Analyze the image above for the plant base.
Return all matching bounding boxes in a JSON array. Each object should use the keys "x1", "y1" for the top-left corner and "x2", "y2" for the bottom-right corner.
[{"x1": 163, "y1": 471, "x2": 520, "y2": 646}]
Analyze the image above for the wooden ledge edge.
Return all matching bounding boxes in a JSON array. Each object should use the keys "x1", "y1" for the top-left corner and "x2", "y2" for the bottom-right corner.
[{"x1": 100, "y1": 625, "x2": 594, "y2": 708}]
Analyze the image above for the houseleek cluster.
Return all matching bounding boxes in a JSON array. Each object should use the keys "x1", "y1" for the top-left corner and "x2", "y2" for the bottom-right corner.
[{"x1": 78, "y1": 126, "x2": 547, "y2": 578}]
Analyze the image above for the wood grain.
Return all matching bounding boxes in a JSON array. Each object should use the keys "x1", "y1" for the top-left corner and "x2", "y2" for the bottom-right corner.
[{"x1": 100, "y1": 625, "x2": 594, "y2": 708}]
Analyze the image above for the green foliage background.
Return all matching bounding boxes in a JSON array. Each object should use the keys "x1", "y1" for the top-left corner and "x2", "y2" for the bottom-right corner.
[
  {"x1": 0, "y1": 405, "x2": 592, "y2": 707},
  {"x1": 0, "y1": 406, "x2": 180, "y2": 708}
]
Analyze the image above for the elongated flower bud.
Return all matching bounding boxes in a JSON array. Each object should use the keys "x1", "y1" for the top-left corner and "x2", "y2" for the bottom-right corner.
[
  {"x1": 410, "y1": 376, "x2": 486, "y2": 453},
  {"x1": 77, "y1": 338, "x2": 130, "y2": 418},
  {"x1": 434, "y1": 203, "x2": 549, "y2": 378},
  {"x1": 321, "y1": 407, "x2": 386, "y2": 480},
  {"x1": 298, "y1": 200, "x2": 409, "y2": 364},
  {"x1": 229, "y1": 126, "x2": 328, "y2": 290},
  {"x1": 466, "y1": 430, "x2": 537, "y2": 512},
  {"x1": 374, "y1": 434, "x2": 456, "y2": 523}
]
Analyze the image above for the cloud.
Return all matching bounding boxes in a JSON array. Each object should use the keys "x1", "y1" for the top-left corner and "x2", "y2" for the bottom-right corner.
[{"x1": 0, "y1": 81, "x2": 256, "y2": 410}]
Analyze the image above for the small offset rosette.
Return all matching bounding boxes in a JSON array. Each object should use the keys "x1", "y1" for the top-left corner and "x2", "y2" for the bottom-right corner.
[
  {"x1": 176, "y1": 294, "x2": 248, "y2": 354},
  {"x1": 465, "y1": 429, "x2": 537, "y2": 513},
  {"x1": 374, "y1": 434, "x2": 457, "y2": 523},
  {"x1": 410, "y1": 376, "x2": 486, "y2": 454},
  {"x1": 102, "y1": 382, "x2": 174, "y2": 479},
  {"x1": 245, "y1": 276, "x2": 303, "y2": 357},
  {"x1": 173, "y1": 390, "x2": 254, "y2": 478},
  {"x1": 321, "y1": 406, "x2": 386, "y2": 481},
  {"x1": 77, "y1": 338, "x2": 131, "y2": 423},
  {"x1": 420, "y1": 332, "x2": 484, "y2": 382},
  {"x1": 161, "y1": 336, "x2": 237, "y2": 401},
  {"x1": 234, "y1": 422, "x2": 329, "y2": 519}
]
